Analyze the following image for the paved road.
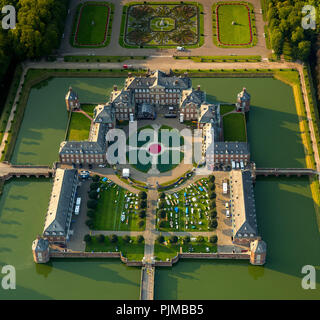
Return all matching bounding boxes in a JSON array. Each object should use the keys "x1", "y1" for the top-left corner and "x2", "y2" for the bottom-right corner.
[{"x1": 58, "y1": 0, "x2": 270, "y2": 58}]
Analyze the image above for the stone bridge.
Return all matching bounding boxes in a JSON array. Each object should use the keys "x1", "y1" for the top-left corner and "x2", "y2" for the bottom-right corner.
[
  {"x1": 0, "y1": 163, "x2": 54, "y2": 181},
  {"x1": 254, "y1": 168, "x2": 318, "y2": 179},
  {"x1": 140, "y1": 266, "x2": 155, "y2": 300}
]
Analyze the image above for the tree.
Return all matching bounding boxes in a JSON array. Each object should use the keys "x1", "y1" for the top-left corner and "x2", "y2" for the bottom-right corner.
[
  {"x1": 209, "y1": 219, "x2": 218, "y2": 229},
  {"x1": 84, "y1": 234, "x2": 92, "y2": 243},
  {"x1": 138, "y1": 220, "x2": 145, "y2": 228},
  {"x1": 139, "y1": 210, "x2": 146, "y2": 218},
  {"x1": 208, "y1": 182, "x2": 215, "y2": 191},
  {"x1": 169, "y1": 235, "x2": 178, "y2": 244},
  {"x1": 157, "y1": 235, "x2": 165, "y2": 244},
  {"x1": 137, "y1": 235, "x2": 144, "y2": 243},
  {"x1": 85, "y1": 219, "x2": 94, "y2": 229},
  {"x1": 92, "y1": 175, "x2": 100, "y2": 182},
  {"x1": 210, "y1": 200, "x2": 216, "y2": 208},
  {"x1": 159, "y1": 192, "x2": 166, "y2": 199},
  {"x1": 158, "y1": 201, "x2": 165, "y2": 209},
  {"x1": 90, "y1": 182, "x2": 100, "y2": 190},
  {"x1": 209, "y1": 192, "x2": 216, "y2": 199},
  {"x1": 209, "y1": 235, "x2": 218, "y2": 244},
  {"x1": 296, "y1": 40, "x2": 311, "y2": 61},
  {"x1": 139, "y1": 200, "x2": 147, "y2": 209},
  {"x1": 139, "y1": 191, "x2": 147, "y2": 200},
  {"x1": 110, "y1": 234, "x2": 118, "y2": 243},
  {"x1": 197, "y1": 236, "x2": 204, "y2": 243},
  {"x1": 159, "y1": 221, "x2": 166, "y2": 228},
  {"x1": 89, "y1": 190, "x2": 98, "y2": 200},
  {"x1": 209, "y1": 209, "x2": 217, "y2": 219},
  {"x1": 271, "y1": 29, "x2": 284, "y2": 55},
  {"x1": 98, "y1": 234, "x2": 105, "y2": 243},
  {"x1": 87, "y1": 210, "x2": 95, "y2": 218},
  {"x1": 123, "y1": 235, "x2": 131, "y2": 243},
  {"x1": 158, "y1": 210, "x2": 166, "y2": 219},
  {"x1": 209, "y1": 175, "x2": 215, "y2": 183},
  {"x1": 87, "y1": 199, "x2": 98, "y2": 209},
  {"x1": 183, "y1": 235, "x2": 190, "y2": 243}
]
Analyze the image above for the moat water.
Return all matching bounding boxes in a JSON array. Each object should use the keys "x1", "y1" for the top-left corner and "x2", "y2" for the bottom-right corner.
[{"x1": 0, "y1": 77, "x2": 318, "y2": 299}]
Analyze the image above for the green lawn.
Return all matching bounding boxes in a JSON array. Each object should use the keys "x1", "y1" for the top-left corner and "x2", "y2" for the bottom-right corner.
[
  {"x1": 154, "y1": 243, "x2": 180, "y2": 261},
  {"x1": 222, "y1": 113, "x2": 247, "y2": 142},
  {"x1": 92, "y1": 181, "x2": 145, "y2": 231},
  {"x1": 220, "y1": 104, "x2": 235, "y2": 116},
  {"x1": 67, "y1": 113, "x2": 91, "y2": 141},
  {"x1": 86, "y1": 236, "x2": 145, "y2": 261},
  {"x1": 154, "y1": 237, "x2": 217, "y2": 261},
  {"x1": 214, "y1": 2, "x2": 255, "y2": 47},
  {"x1": 81, "y1": 104, "x2": 95, "y2": 118},
  {"x1": 74, "y1": 2, "x2": 110, "y2": 46}
]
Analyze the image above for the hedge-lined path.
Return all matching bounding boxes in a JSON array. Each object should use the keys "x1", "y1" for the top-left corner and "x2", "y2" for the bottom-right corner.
[{"x1": 58, "y1": 0, "x2": 270, "y2": 58}]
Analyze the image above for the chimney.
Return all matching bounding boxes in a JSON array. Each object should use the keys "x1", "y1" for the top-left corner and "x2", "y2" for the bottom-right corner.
[
  {"x1": 113, "y1": 85, "x2": 117, "y2": 91},
  {"x1": 197, "y1": 85, "x2": 201, "y2": 91},
  {"x1": 175, "y1": 80, "x2": 178, "y2": 86},
  {"x1": 184, "y1": 72, "x2": 188, "y2": 77}
]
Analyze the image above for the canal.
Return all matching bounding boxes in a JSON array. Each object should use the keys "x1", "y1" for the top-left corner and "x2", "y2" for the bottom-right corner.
[
  {"x1": 0, "y1": 178, "x2": 141, "y2": 299},
  {"x1": 0, "y1": 75, "x2": 318, "y2": 299},
  {"x1": 155, "y1": 176, "x2": 320, "y2": 299}
]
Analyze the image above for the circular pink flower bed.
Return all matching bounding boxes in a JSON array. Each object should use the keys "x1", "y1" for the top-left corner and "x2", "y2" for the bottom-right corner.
[{"x1": 148, "y1": 143, "x2": 162, "y2": 154}]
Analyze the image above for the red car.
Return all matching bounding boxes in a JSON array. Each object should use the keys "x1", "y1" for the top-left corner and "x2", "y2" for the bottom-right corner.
[{"x1": 123, "y1": 64, "x2": 133, "y2": 69}]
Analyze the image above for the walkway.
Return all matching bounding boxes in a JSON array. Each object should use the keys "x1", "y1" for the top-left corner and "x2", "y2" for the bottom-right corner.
[
  {"x1": 0, "y1": 162, "x2": 53, "y2": 180},
  {"x1": 73, "y1": 109, "x2": 93, "y2": 121},
  {"x1": 140, "y1": 266, "x2": 155, "y2": 300},
  {"x1": 255, "y1": 167, "x2": 318, "y2": 177}
]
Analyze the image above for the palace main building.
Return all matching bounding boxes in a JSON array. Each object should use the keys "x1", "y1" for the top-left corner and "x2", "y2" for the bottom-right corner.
[{"x1": 60, "y1": 70, "x2": 251, "y2": 168}]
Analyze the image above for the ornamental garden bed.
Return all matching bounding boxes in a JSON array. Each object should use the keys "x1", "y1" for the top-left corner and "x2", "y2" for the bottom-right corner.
[
  {"x1": 120, "y1": 2, "x2": 204, "y2": 48},
  {"x1": 71, "y1": 1, "x2": 113, "y2": 48},
  {"x1": 126, "y1": 125, "x2": 184, "y2": 174},
  {"x1": 212, "y1": 1, "x2": 257, "y2": 48}
]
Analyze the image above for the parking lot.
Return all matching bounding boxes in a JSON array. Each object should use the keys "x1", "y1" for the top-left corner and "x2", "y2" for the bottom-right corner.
[{"x1": 157, "y1": 178, "x2": 214, "y2": 232}]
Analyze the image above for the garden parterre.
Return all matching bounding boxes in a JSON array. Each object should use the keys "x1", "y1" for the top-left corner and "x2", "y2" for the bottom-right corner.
[{"x1": 122, "y1": 2, "x2": 202, "y2": 48}]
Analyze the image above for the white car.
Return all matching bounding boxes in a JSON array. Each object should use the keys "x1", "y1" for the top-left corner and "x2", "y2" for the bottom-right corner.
[{"x1": 226, "y1": 210, "x2": 230, "y2": 218}]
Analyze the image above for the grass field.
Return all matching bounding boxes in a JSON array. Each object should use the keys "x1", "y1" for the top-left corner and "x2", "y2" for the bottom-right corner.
[
  {"x1": 213, "y1": 2, "x2": 255, "y2": 47},
  {"x1": 222, "y1": 112, "x2": 247, "y2": 142},
  {"x1": 74, "y1": 2, "x2": 110, "y2": 46},
  {"x1": 86, "y1": 236, "x2": 145, "y2": 261},
  {"x1": 67, "y1": 113, "x2": 91, "y2": 141},
  {"x1": 92, "y1": 181, "x2": 145, "y2": 231},
  {"x1": 154, "y1": 236, "x2": 217, "y2": 261},
  {"x1": 220, "y1": 104, "x2": 235, "y2": 116}
]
